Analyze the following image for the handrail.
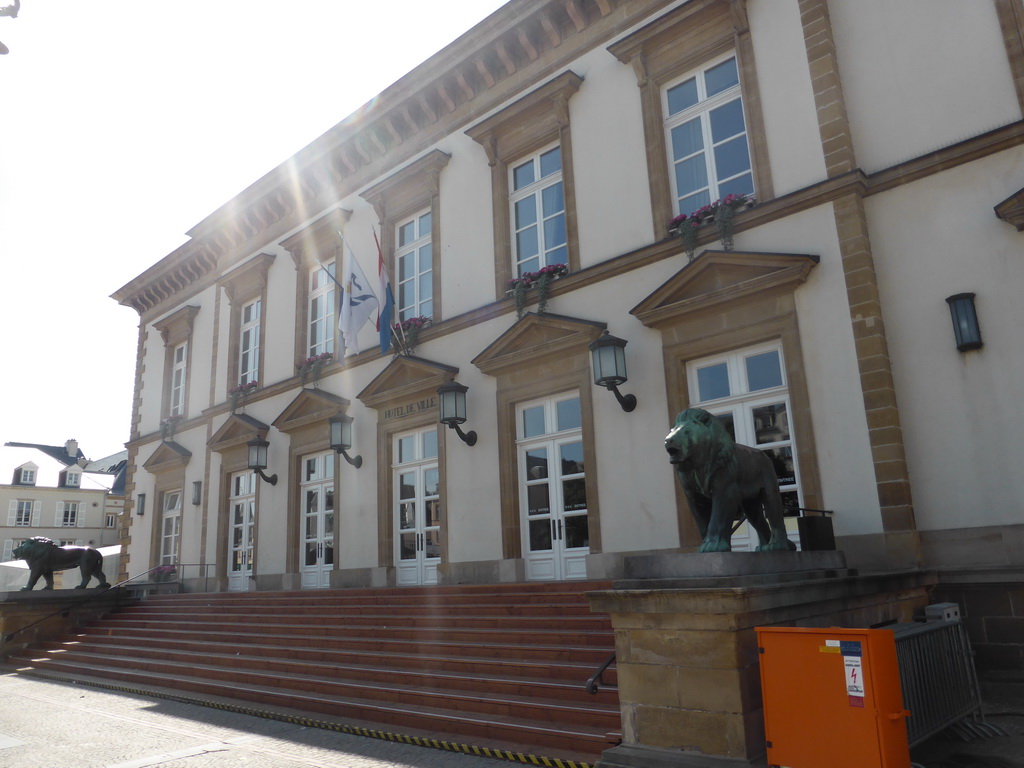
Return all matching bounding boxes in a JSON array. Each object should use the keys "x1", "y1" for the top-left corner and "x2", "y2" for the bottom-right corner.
[
  {"x1": 2, "y1": 562, "x2": 213, "y2": 644},
  {"x1": 586, "y1": 651, "x2": 617, "y2": 694}
]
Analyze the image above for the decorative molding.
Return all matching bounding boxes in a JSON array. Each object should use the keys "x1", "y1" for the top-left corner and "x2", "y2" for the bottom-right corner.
[
  {"x1": 995, "y1": 186, "x2": 1024, "y2": 231},
  {"x1": 208, "y1": 413, "x2": 271, "y2": 453},
  {"x1": 142, "y1": 441, "x2": 192, "y2": 473},
  {"x1": 272, "y1": 389, "x2": 352, "y2": 434},
  {"x1": 473, "y1": 312, "x2": 605, "y2": 377},
  {"x1": 358, "y1": 355, "x2": 458, "y2": 411}
]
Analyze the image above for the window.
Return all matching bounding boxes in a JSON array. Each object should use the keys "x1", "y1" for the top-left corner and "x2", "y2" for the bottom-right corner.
[
  {"x1": 307, "y1": 262, "x2": 336, "y2": 358},
  {"x1": 64, "y1": 471, "x2": 80, "y2": 488},
  {"x1": 154, "y1": 305, "x2": 199, "y2": 422},
  {"x1": 18, "y1": 468, "x2": 35, "y2": 485},
  {"x1": 466, "y1": 70, "x2": 582, "y2": 296},
  {"x1": 3, "y1": 539, "x2": 26, "y2": 562},
  {"x1": 393, "y1": 427, "x2": 441, "y2": 586},
  {"x1": 396, "y1": 211, "x2": 433, "y2": 321},
  {"x1": 169, "y1": 342, "x2": 188, "y2": 417},
  {"x1": 687, "y1": 342, "x2": 803, "y2": 548},
  {"x1": 160, "y1": 490, "x2": 182, "y2": 566},
  {"x1": 238, "y1": 299, "x2": 261, "y2": 387},
  {"x1": 58, "y1": 501, "x2": 80, "y2": 527},
  {"x1": 510, "y1": 146, "x2": 567, "y2": 278},
  {"x1": 10, "y1": 500, "x2": 36, "y2": 527},
  {"x1": 105, "y1": 514, "x2": 117, "y2": 528},
  {"x1": 607, "y1": 0, "x2": 771, "y2": 233},
  {"x1": 665, "y1": 55, "x2": 753, "y2": 216}
]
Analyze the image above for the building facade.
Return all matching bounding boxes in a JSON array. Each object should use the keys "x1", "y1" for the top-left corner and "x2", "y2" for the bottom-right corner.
[
  {"x1": 1, "y1": 440, "x2": 125, "y2": 576},
  {"x1": 113, "y1": 0, "x2": 1024, "y2": 655}
]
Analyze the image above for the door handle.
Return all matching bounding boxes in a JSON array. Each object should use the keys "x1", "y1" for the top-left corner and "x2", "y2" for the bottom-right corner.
[{"x1": 558, "y1": 520, "x2": 563, "y2": 540}]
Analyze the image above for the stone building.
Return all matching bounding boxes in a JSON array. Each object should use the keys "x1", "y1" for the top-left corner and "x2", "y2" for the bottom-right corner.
[{"x1": 112, "y1": 0, "x2": 1024, "y2": 670}]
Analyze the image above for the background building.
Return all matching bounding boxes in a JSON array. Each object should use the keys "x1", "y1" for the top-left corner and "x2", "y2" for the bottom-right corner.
[{"x1": 112, "y1": 0, "x2": 1024, "y2": 670}]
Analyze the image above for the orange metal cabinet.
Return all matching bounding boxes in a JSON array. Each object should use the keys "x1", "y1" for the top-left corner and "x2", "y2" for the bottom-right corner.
[{"x1": 756, "y1": 627, "x2": 911, "y2": 768}]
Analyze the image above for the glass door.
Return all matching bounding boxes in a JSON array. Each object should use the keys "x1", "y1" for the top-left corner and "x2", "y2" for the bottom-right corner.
[
  {"x1": 300, "y1": 452, "x2": 335, "y2": 589},
  {"x1": 228, "y1": 471, "x2": 256, "y2": 591},
  {"x1": 518, "y1": 393, "x2": 589, "y2": 581},
  {"x1": 394, "y1": 428, "x2": 441, "y2": 586}
]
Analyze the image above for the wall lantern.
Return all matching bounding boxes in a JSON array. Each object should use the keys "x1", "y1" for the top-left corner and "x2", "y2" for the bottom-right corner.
[
  {"x1": 945, "y1": 293, "x2": 983, "y2": 352},
  {"x1": 191, "y1": 480, "x2": 203, "y2": 506},
  {"x1": 588, "y1": 330, "x2": 638, "y2": 412},
  {"x1": 246, "y1": 435, "x2": 279, "y2": 485},
  {"x1": 437, "y1": 381, "x2": 478, "y2": 446},
  {"x1": 329, "y1": 414, "x2": 363, "y2": 468},
  {"x1": 135, "y1": 493, "x2": 146, "y2": 516}
]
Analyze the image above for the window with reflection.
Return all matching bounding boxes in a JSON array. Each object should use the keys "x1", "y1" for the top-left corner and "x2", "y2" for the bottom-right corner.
[{"x1": 393, "y1": 427, "x2": 441, "y2": 585}]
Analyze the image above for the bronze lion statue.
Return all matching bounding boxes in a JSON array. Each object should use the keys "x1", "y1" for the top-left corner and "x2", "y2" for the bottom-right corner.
[
  {"x1": 12, "y1": 536, "x2": 111, "y2": 590},
  {"x1": 665, "y1": 408, "x2": 795, "y2": 553}
]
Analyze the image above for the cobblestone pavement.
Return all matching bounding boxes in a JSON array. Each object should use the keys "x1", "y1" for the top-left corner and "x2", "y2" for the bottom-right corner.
[{"x1": 0, "y1": 673, "x2": 515, "y2": 768}]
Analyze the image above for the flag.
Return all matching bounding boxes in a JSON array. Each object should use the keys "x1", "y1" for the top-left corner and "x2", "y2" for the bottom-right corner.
[
  {"x1": 339, "y1": 242, "x2": 379, "y2": 356},
  {"x1": 375, "y1": 229, "x2": 395, "y2": 354}
]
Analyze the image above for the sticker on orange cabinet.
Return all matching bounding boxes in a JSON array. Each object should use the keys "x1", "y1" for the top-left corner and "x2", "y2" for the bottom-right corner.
[{"x1": 842, "y1": 642, "x2": 866, "y2": 707}]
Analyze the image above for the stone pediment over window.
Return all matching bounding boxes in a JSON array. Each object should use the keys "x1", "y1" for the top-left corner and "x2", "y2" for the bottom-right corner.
[
  {"x1": 358, "y1": 356, "x2": 458, "y2": 410},
  {"x1": 995, "y1": 186, "x2": 1024, "y2": 230},
  {"x1": 143, "y1": 441, "x2": 192, "y2": 473},
  {"x1": 280, "y1": 208, "x2": 352, "y2": 269},
  {"x1": 153, "y1": 305, "x2": 200, "y2": 345},
  {"x1": 208, "y1": 413, "x2": 272, "y2": 453},
  {"x1": 273, "y1": 389, "x2": 352, "y2": 434},
  {"x1": 473, "y1": 312, "x2": 605, "y2": 377},
  {"x1": 631, "y1": 250, "x2": 819, "y2": 330}
]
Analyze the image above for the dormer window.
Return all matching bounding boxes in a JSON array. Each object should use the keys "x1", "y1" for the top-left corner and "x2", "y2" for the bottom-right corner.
[
  {"x1": 65, "y1": 471, "x2": 81, "y2": 488},
  {"x1": 17, "y1": 467, "x2": 36, "y2": 485}
]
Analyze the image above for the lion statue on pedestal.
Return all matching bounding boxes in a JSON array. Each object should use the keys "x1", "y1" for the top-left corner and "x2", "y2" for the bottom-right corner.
[
  {"x1": 665, "y1": 408, "x2": 795, "y2": 553},
  {"x1": 12, "y1": 537, "x2": 111, "y2": 591}
]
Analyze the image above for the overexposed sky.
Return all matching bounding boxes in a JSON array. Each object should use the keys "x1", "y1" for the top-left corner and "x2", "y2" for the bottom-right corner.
[{"x1": 0, "y1": 0, "x2": 506, "y2": 460}]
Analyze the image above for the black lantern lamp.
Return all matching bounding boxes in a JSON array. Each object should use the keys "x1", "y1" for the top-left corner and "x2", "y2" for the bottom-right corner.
[
  {"x1": 946, "y1": 293, "x2": 983, "y2": 352},
  {"x1": 329, "y1": 414, "x2": 363, "y2": 468},
  {"x1": 588, "y1": 330, "x2": 637, "y2": 412},
  {"x1": 437, "y1": 381, "x2": 478, "y2": 446},
  {"x1": 246, "y1": 435, "x2": 278, "y2": 485}
]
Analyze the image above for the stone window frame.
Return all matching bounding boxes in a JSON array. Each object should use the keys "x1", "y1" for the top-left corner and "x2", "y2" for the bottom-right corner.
[
  {"x1": 141, "y1": 440, "x2": 192, "y2": 572},
  {"x1": 153, "y1": 305, "x2": 199, "y2": 421},
  {"x1": 466, "y1": 71, "x2": 583, "y2": 298},
  {"x1": 159, "y1": 488, "x2": 183, "y2": 565},
  {"x1": 608, "y1": 0, "x2": 772, "y2": 239},
  {"x1": 219, "y1": 252, "x2": 274, "y2": 396},
  {"x1": 360, "y1": 149, "x2": 450, "y2": 326},
  {"x1": 281, "y1": 209, "x2": 351, "y2": 370}
]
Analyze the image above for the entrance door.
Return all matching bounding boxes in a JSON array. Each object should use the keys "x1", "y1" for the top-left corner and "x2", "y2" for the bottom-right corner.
[
  {"x1": 300, "y1": 451, "x2": 335, "y2": 589},
  {"x1": 228, "y1": 471, "x2": 256, "y2": 592},
  {"x1": 518, "y1": 393, "x2": 589, "y2": 581},
  {"x1": 394, "y1": 428, "x2": 440, "y2": 586}
]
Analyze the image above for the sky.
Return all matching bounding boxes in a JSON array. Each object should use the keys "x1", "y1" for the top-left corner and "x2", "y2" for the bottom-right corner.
[{"x1": 0, "y1": 0, "x2": 507, "y2": 461}]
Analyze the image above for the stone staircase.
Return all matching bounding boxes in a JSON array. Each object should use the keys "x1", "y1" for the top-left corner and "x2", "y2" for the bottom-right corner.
[{"x1": 5, "y1": 581, "x2": 620, "y2": 763}]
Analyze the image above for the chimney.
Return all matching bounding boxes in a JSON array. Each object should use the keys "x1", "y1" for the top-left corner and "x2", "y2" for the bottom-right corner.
[{"x1": 65, "y1": 439, "x2": 79, "y2": 459}]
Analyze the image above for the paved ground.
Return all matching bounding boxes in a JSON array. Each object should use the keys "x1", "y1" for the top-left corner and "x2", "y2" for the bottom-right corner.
[
  {"x1": 0, "y1": 671, "x2": 1021, "y2": 768},
  {"x1": 0, "y1": 673, "x2": 514, "y2": 768}
]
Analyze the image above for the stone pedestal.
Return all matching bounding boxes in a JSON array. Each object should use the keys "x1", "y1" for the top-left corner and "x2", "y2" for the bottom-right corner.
[{"x1": 588, "y1": 552, "x2": 934, "y2": 768}]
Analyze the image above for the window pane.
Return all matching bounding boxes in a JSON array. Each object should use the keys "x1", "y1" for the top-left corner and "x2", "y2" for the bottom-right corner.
[
  {"x1": 418, "y1": 244, "x2": 432, "y2": 273},
  {"x1": 522, "y1": 405, "x2": 545, "y2": 437},
  {"x1": 716, "y1": 411, "x2": 736, "y2": 441},
  {"x1": 529, "y1": 518, "x2": 552, "y2": 551},
  {"x1": 718, "y1": 173, "x2": 755, "y2": 199},
  {"x1": 746, "y1": 351, "x2": 783, "y2": 391},
  {"x1": 399, "y1": 221, "x2": 416, "y2": 247},
  {"x1": 714, "y1": 135, "x2": 751, "y2": 181},
  {"x1": 400, "y1": 532, "x2": 417, "y2": 560},
  {"x1": 556, "y1": 397, "x2": 581, "y2": 431},
  {"x1": 424, "y1": 529, "x2": 441, "y2": 557},
  {"x1": 710, "y1": 99, "x2": 746, "y2": 143},
  {"x1": 419, "y1": 273, "x2": 432, "y2": 302},
  {"x1": 425, "y1": 499, "x2": 441, "y2": 528},
  {"x1": 667, "y1": 77, "x2": 698, "y2": 115},
  {"x1": 400, "y1": 253, "x2": 415, "y2": 281},
  {"x1": 541, "y1": 182, "x2": 564, "y2": 218},
  {"x1": 515, "y1": 197, "x2": 537, "y2": 229},
  {"x1": 762, "y1": 446, "x2": 796, "y2": 487},
  {"x1": 518, "y1": 256, "x2": 540, "y2": 276},
  {"x1": 526, "y1": 447, "x2": 548, "y2": 479},
  {"x1": 560, "y1": 442, "x2": 584, "y2": 475},
  {"x1": 419, "y1": 211, "x2": 432, "y2": 236},
  {"x1": 527, "y1": 484, "x2": 550, "y2": 516},
  {"x1": 398, "y1": 435, "x2": 415, "y2": 463},
  {"x1": 400, "y1": 502, "x2": 415, "y2": 530},
  {"x1": 399, "y1": 472, "x2": 416, "y2": 501},
  {"x1": 697, "y1": 363, "x2": 730, "y2": 401},
  {"x1": 422, "y1": 430, "x2": 438, "y2": 460},
  {"x1": 705, "y1": 57, "x2": 739, "y2": 97},
  {"x1": 674, "y1": 154, "x2": 709, "y2": 199},
  {"x1": 513, "y1": 160, "x2": 535, "y2": 190},
  {"x1": 670, "y1": 118, "x2": 704, "y2": 160},
  {"x1": 678, "y1": 189, "x2": 711, "y2": 216},
  {"x1": 753, "y1": 403, "x2": 790, "y2": 444},
  {"x1": 563, "y1": 514, "x2": 589, "y2": 549},
  {"x1": 546, "y1": 246, "x2": 568, "y2": 266},
  {"x1": 424, "y1": 468, "x2": 439, "y2": 497},
  {"x1": 544, "y1": 215, "x2": 566, "y2": 250},
  {"x1": 516, "y1": 227, "x2": 539, "y2": 260},
  {"x1": 563, "y1": 478, "x2": 587, "y2": 511},
  {"x1": 539, "y1": 146, "x2": 561, "y2": 177}
]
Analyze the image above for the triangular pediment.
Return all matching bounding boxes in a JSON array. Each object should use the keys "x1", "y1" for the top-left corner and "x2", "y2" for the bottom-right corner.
[
  {"x1": 272, "y1": 389, "x2": 351, "y2": 434},
  {"x1": 142, "y1": 441, "x2": 192, "y2": 473},
  {"x1": 631, "y1": 250, "x2": 819, "y2": 329},
  {"x1": 358, "y1": 356, "x2": 458, "y2": 410},
  {"x1": 208, "y1": 413, "x2": 271, "y2": 453},
  {"x1": 472, "y1": 312, "x2": 605, "y2": 377}
]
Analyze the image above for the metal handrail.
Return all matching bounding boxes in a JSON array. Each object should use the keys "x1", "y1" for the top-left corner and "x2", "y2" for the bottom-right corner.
[
  {"x1": 2, "y1": 562, "x2": 213, "y2": 644},
  {"x1": 586, "y1": 652, "x2": 617, "y2": 694}
]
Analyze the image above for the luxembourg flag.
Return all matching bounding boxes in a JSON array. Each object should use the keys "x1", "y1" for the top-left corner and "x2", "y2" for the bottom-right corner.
[{"x1": 375, "y1": 229, "x2": 395, "y2": 354}]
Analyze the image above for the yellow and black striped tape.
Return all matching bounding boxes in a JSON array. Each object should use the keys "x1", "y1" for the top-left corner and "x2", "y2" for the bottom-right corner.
[{"x1": 7, "y1": 667, "x2": 595, "y2": 768}]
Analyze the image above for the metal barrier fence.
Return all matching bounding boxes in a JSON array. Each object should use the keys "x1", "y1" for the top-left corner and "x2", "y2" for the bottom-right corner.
[{"x1": 892, "y1": 611, "x2": 983, "y2": 747}]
